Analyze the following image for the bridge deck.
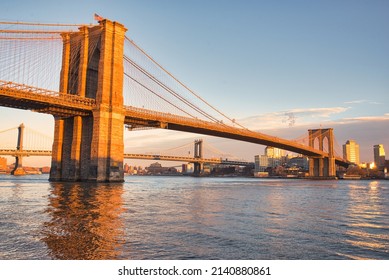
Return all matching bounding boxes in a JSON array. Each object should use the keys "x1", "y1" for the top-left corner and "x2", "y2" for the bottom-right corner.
[
  {"x1": 0, "y1": 80, "x2": 94, "y2": 117},
  {"x1": 0, "y1": 149, "x2": 52, "y2": 157},
  {"x1": 0, "y1": 80, "x2": 348, "y2": 167},
  {"x1": 124, "y1": 106, "x2": 335, "y2": 157}
]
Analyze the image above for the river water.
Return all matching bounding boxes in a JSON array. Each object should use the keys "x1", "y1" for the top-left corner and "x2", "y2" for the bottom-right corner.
[{"x1": 0, "y1": 175, "x2": 388, "y2": 260}]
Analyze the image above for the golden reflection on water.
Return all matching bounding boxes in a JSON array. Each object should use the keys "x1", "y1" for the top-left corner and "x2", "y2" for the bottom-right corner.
[
  {"x1": 42, "y1": 182, "x2": 125, "y2": 260},
  {"x1": 345, "y1": 181, "x2": 389, "y2": 256}
]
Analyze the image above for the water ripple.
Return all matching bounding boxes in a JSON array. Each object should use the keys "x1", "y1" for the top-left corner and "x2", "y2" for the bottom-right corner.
[{"x1": 0, "y1": 175, "x2": 388, "y2": 259}]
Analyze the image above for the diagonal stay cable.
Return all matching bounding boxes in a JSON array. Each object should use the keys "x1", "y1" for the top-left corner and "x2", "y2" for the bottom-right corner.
[
  {"x1": 124, "y1": 71, "x2": 198, "y2": 119},
  {"x1": 124, "y1": 55, "x2": 222, "y2": 124},
  {"x1": 125, "y1": 36, "x2": 248, "y2": 130}
]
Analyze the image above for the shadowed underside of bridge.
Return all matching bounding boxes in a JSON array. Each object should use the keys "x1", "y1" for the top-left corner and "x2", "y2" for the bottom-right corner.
[{"x1": 0, "y1": 19, "x2": 349, "y2": 182}]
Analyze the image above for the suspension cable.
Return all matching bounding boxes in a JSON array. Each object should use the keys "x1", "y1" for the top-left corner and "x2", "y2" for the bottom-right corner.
[
  {"x1": 125, "y1": 36, "x2": 248, "y2": 130},
  {"x1": 124, "y1": 72, "x2": 198, "y2": 119},
  {"x1": 0, "y1": 21, "x2": 94, "y2": 27},
  {"x1": 124, "y1": 55, "x2": 223, "y2": 124}
]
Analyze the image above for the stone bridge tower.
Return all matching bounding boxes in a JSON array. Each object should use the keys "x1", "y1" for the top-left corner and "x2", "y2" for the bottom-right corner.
[
  {"x1": 50, "y1": 20, "x2": 127, "y2": 182},
  {"x1": 308, "y1": 128, "x2": 336, "y2": 178},
  {"x1": 193, "y1": 139, "x2": 203, "y2": 176}
]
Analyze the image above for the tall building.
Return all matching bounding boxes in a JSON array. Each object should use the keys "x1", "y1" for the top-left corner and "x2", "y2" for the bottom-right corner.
[
  {"x1": 343, "y1": 140, "x2": 360, "y2": 164},
  {"x1": 265, "y1": 146, "x2": 285, "y2": 158},
  {"x1": 254, "y1": 155, "x2": 268, "y2": 172},
  {"x1": 255, "y1": 146, "x2": 288, "y2": 172},
  {"x1": 374, "y1": 144, "x2": 386, "y2": 169}
]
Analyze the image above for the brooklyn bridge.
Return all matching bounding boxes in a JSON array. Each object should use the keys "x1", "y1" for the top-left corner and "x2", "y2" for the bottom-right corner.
[{"x1": 0, "y1": 19, "x2": 349, "y2": 182}]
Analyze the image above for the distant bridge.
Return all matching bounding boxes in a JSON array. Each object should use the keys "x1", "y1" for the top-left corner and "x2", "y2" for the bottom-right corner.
[
  {"x1": 123, "y1": 154, "x2": 253, "y2": 167},
  {"x1": 0, "y1": 149, "x2": 52, "y2": 157},
  {"x1": 0, "y1": 149, "x2": 253, "y2": 166},
  {"x1": 0, "y1": 124, "x2": 253, "y2": 175}
]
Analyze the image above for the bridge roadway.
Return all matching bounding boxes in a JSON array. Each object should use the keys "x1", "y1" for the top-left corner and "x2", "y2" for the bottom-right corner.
[
  {"x1": 0, "y1": 80, "x2": 94, "y2": 117},
  {"x1": 0, "y1": 80, "x2": 348, "y2": 167},
  {"x1": 0, "y1": 149, "x2": 52, "y2": 157},
  {"x1": 0, "y1": 149, "x2": 253, "y2": 166}
]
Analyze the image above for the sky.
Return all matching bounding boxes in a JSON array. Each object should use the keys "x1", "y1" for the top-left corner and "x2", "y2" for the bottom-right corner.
[{"x1": 1, "y1": 0, "x2": 388, "y2": 166}]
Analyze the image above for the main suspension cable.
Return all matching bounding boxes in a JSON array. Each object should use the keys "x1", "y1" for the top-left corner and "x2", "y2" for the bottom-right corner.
[{"x1": 125, "y1": 36, "x2": 248, "y2": 130}]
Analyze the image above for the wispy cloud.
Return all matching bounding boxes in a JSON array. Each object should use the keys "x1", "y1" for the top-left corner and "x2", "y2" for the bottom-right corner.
[
  {"x1": 344, "y1": 99, "x2": 382, "y2": 105},
  {"x1": 239, "y1": 107, "x2": 349, "y2": 130},
  {"x1": 286, "y1": 107, "x2": 349, "y2": 117},
  {"x1": 369, "y1": 101, "x2": 383, "y2": 105},
  {"x1": 344, "y1": 99, "x2": 368, "y2": 104},
  {"x1": 340, "y1": 115, "x2": 389, "y2": 122}
]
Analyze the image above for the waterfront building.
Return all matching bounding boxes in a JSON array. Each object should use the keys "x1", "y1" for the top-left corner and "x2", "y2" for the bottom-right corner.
[
  {"x1": 288, "y1": 156, "x2": 309, "y2": 170},
  {"x1": 260, "y1": 155, "x2": 269, "y2": 170},
  {"x1": 265, "y1": 146, "x2": 285, "y2": 158},
  {"x1": 255, "y1": 146, "x2": 288, "y2": 172},
  {"x1": 147, "y1": 162, "x2": 163, "y2": 174},
  {"x1": 41, "y1": 166, "x2": 51, "y2": 174},
  {"x1": 0, "y1": 157, "x2": 7, "y2": 171},
  {"x1": 254, "y1": 155, "x2": 269, "y2": 172},
  {"x1": 268, "y1": 157, "x2": 281, "y2": 168},
  {"x1": 254, "y1": 154, "x2": 269, "y2": 177},
  {"x1": 124, "y1": 163, "x2": 130, "y2": 173},
  {"x1": 343, "y1": 140, "x2": 360, "y2": 164},
  {"x1": 254, "y1": 155, "x2": 260, "y2": 172},
  {"x1": 146, "y1": 162, "x2": 178, "y2": 175},
  {"x1": 374, "y1": 144, "x2": 386, "y2": 169}
]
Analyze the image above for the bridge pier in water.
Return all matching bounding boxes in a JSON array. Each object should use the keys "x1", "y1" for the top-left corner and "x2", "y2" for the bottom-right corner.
[
  {"x1": 308, "y1": 128, "x2": 336, "y2": 179},
  {"x1": 11, "y1": 123, "x2": 26, "y2": 176},
  {"x1": 50, "y1": 20, "x2": 127, "y2": 182},
  {"x1": 193, "y1": 139, "x2": 203, "y2": 176}
]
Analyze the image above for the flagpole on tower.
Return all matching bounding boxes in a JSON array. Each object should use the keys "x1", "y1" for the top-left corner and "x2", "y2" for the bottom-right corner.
[{"x1": 94, "y1": 13, "x2": 104, "y2": 22}]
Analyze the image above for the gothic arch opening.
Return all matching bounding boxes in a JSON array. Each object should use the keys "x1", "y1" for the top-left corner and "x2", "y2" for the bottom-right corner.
[
  {"x1": 323, "y1": 136, "x2": 329, "y2": 153},
  {"x1": 313, "y1": 137, "x2": 320, "y2": 150}
]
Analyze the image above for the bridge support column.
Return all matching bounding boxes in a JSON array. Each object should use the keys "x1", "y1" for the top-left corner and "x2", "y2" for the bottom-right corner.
[
  {"x1": 49, "y1": 118, "x2": 64, "y2": 180},
  {"x1": 49, "y1": 20, "x2": 127, "y2": 182},
  {"x1": 193, "y1": 139, "x2": 203, "y2": 176},
  {"x1": 308, "y1": 128, "x2": 336, "y2": 179},
  {"x1": 11, "y1": 123, "x2": 26, "y2": 176},
  {"x1": 193, "y1": 162, "x2": 203, "y2": 176}
]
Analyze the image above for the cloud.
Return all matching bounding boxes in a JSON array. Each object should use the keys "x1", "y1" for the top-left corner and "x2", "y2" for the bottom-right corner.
[
  {"x1": 344, "y1": 99, "x2": 383, "y2": 105},
  {"x1": 369, "y1": 101, "x2": 383, "y2": 105},
  {"x1": 238, "y1": 107, "x2": 349, "y2": 130},
  {"x1": 286, "y1": 107, "x2": 349, "y2": 117},
  {"x1": 344, "y1": 99, "x2": 368, "y2": 104},
  {"x1": 338, "y1": 114, "x2": 389, "y2": 123}
]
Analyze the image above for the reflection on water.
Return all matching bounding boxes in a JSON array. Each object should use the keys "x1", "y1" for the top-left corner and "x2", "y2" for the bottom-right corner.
[
  {"x1": 42, "y1": 182, "x2": 125, "y2": 259},
  {"x1": 344, "y1": 181, "x2": 389, "y2": 259},
  {"x1": 0, "y1": 175, "x2": 388, "y2": 259}
]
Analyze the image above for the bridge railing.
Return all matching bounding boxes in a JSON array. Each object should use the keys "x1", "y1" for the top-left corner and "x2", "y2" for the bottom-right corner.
[
  {"x1": 0, "y1": 149, "x2": 52, "y2": 157},
  {"x1": 0, "y1": 80, "x2": 96, "y2": 107}
]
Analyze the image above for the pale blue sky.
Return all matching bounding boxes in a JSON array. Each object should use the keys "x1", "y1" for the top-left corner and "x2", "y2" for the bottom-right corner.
[{"x1": 1, "y1": 0, "x2": 388, "y2": 164}]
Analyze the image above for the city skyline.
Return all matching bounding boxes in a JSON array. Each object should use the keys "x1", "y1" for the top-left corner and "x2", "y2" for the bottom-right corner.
[{"x1": 1, "y1": 0, "x2": 388, "y2": 166}]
